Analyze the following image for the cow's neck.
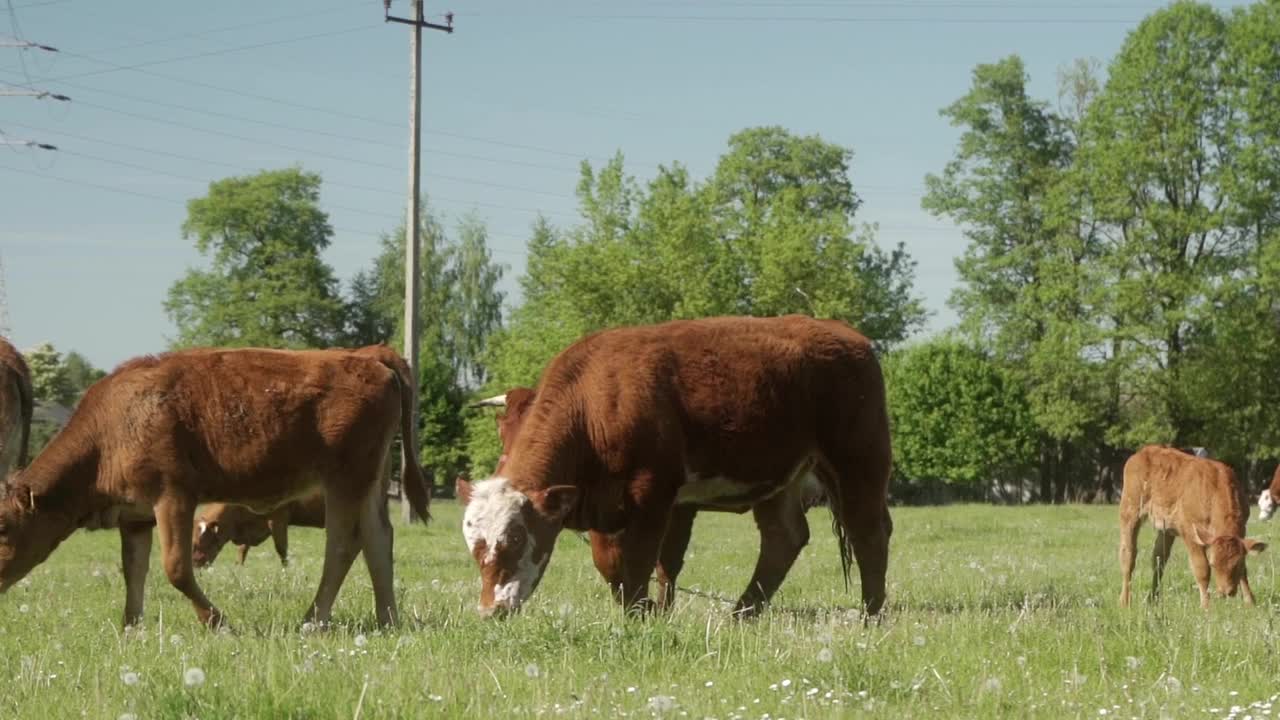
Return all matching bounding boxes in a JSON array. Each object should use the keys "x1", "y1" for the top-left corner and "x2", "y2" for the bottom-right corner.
[
  {"x1": 505, "y1": 414, "x2": 624, "y2": 533},
  {"x1": 18, "y1": 417, "x2": 107, "y2": 524}
]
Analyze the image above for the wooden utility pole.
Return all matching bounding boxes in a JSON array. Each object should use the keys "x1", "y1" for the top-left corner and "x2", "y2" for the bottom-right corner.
[{"x1": 384, "y1": 0, "x2": 452, "y2": 523}]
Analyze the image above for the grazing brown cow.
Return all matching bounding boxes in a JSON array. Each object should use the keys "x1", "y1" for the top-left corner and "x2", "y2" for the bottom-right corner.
[
  {"x1": 457, "y1": 315, "x2": 893, "y2": 619},
  {"x1": 193, "y1": 492, "x2": 327, "y2": 568},
  {"x1": 1256, "y1": 465, "x2": 1280, "y2": 521},
  {"x1": 0, "y1": 346, "x2": 431, "y2": 628},
  {"x1": 473, "y1": 384, "x2": 827, "y2": 610},
  {"x1": 1119, "y1": 445, "x2": 1266, "y2": 609},
  {"x1": 0, "y1": 338, "x2": 33, "y2": 481}
]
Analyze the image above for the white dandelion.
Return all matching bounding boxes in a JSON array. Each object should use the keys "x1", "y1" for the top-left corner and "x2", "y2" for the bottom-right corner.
[
  {"x1": 1125, "y1": 656, "x2": 1141, "y2": 670},
  {"x1": 913, "y1": 636, "x2": 926, "y2": 647},
  {"x1": 120, "y1": 671, "x2": 140, "y2": 687},
  {"x1": 183, "y1": 667, "x2": 206, "y2": 688},
  {"x1": 647, "y1": 695, "x2": 676, "y2": 714},
  {"x1": 817, "y1": 648, "x2": 834, "y2": 663},
  {"x1": 525, "y1": 663, "x2": 541, "y2": 679},
  {"x1": 354, "y1": 634, "x2": 368, "y2": 648}
]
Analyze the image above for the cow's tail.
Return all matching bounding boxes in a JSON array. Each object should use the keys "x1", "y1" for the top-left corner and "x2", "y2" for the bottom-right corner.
[
  {"x1": 15, "y1": 368, "x2": 32, "y2": 469},
  {"x1": 380, "y1": 356, "x2": 431, "y2": 524}
]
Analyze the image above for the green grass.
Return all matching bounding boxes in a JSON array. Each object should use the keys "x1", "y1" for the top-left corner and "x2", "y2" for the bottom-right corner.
[{"x1": 2, "y1": 502, "x2": 1279, "y2": 719}]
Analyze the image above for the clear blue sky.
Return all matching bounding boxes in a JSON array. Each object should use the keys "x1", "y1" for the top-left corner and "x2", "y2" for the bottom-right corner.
[{"x1": 0, "y1": 0, "x2": 1243, "y2": 370}]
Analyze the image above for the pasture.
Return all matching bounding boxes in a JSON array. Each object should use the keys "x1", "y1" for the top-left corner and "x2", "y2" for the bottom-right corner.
[{"x1": 1, "y1": 502, "x2": 1277, "y2": 719}]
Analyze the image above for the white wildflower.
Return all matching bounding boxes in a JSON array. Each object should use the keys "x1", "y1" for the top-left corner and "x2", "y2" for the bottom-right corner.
[
  {"x1": 354, "y1": 634, "x2": 368, "y2": 648},
  {"x1": 1125, "y1": 656, "x2": 1141, "y2": 670},
  {"x1": 913, "y1": 636, "x2": 926, "y2": 647},
  {"x1": 183, "y1": 667, "x2": 206, "y2": 688},
  {"x1": 18, "y1": 604, "x2": 29, "y2": 613},
  {"x1": 525, "y1": 663, "x2": 541, "y2": 678},
  {"x1": 981, "y1": 677, "x2": 1002, "y2": 693},
  {"x1": 647, "y1": 695, "x2": 676, "y2": 714},
  {"x1": 817, "y1": 648, "x2": 834, "y2": 663}
]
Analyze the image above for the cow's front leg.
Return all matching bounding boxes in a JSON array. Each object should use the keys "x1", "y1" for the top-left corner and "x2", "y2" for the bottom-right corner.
[
  {"x1": 1187, "y1": 541, "x2": 1212, "y2": 610},
  {"x1": 655, "y1": 506, "x2": 697, "y2": 611},
  {"x1": 154, "y1": 493, "x2": 226, "y2": 628},
  {"x1": 120, "y1": 520, "x2": 154, "y2": 628},
  {"x1": 616, "y1": 471, "x2": 678, "y2": 616},
  {"x1": 589, "y1": 530, "x2": 625, "y2": 603}
]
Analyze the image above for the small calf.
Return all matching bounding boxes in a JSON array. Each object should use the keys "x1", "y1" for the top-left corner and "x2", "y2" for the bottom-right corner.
[
  {"x1": 193, "y1": 492, "x2": 327, "y2": 568},
  {"x1": 1119, "y1": 445, "x2": 1266, "y2": 609}
]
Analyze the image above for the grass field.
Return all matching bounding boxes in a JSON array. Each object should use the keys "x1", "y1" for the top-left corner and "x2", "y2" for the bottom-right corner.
[{"x1": 2, "y1": 501, "x2": 1278, "y2": 719}]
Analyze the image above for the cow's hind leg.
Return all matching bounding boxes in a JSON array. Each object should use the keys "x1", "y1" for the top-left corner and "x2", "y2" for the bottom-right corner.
[
  {"x1": 305, "y1": 488, "x2": 363, "y2": 626},
  {"x1": 1117, "y1": 498, "x2": 1143, "y2": 607},
  {"x1": 154, "y1": 494, "x2": 225, "y2": 628},
  {"x1": 270, "y1": 508, "x2": 290, "y2": 566},
  {"x1": 1148, "y1": 529, "x2": 1175, "y2": 603},
  {"x1": 819, "y1": 444, "x2": 893, "y2": 618},
  {"x1": 236, "y1": 544, "x2": 251, "y2": 565},
  {"x1": 655, "y1": 506, "x2": 697, "y2": 611},
  {"x1": 734, "y1": 480, "x2": 811, "y2": 619},
  {"x1": 358, "y1": 482, "x2": 397, "y2": 627},
  {"x1": 120, "y1": 520, "x2": 153, "y2": 628}
]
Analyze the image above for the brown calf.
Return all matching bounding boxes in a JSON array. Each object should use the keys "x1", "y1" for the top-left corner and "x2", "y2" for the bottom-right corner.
[
  {"x1": 1119, "y1": 445, "x2": 1266, "y2": 609},
  {"x1": 193, "y1": 492, "x2": 327, "y2": 568},
  {"x1": 0, "y1": 346, "x2": 430, "y2": 628},
  {"x1": 0, "y1": 338, "x2": 33, "y2": 481},
  {"x1": 458, "y1": 315, "x2": 893, "y2": 619}
]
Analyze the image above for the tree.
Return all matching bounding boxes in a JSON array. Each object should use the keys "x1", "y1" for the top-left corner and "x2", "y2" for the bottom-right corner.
[
  {"x1": 23, "y1": 342, "x2": 74, "y2": 407},
  {"x1": 165, "y1": 168, "x2": 346, "y2": 349},
  {"x1": 1076, "y1": 2, "x2": 1234, "y2": 447},
  {"x1": 885, "y1": 338, "x2": 1037, "y2": 500},
  {"x1": 923, "y1": 55, "x2": 1111, "y2": 500},
  {"x1": 710, "y1": 127, "x2": 927, "y2": 345},
  {"x1": 447, "y1": 214, "x2": 506, "y2": 388},
  {"x1": 344, "y1": 203, "x2": 506, "y2": 485},
  {"x1": 61, "y1": 351, "x2": 105, "y2": 397}
]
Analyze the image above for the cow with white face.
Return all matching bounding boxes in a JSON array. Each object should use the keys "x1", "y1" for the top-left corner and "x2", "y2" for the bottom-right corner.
[
  {"x1": 457, "y1": 315, "x2": 894, "y2": 621},
  {"x1": 1259, "y1": 465, "x2": 1280, "y2": 521},
  {"x1": 458, "y1": 478, "x2": 576, "y2": 616}
]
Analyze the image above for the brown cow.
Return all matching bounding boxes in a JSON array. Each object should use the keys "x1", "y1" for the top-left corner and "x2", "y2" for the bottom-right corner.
[
  {"x1": 0, "y1": 346, "x2": 431, "y2": 628},
  {"x1": 457, "y1": 315, "x2": 893, "y2": 619},
  {"x1": 473, "y1": 384, "x2": 826, "y2": 610},
  {"x1": 1119, "y1": 445, "x2": 1266, "y2": 609},
  {"x1": 1256, "y1": 465, "x2": 1280, "y2": 521},
  {"x1": 193, "y1": 492, "x2": 327, "y2": 568},
  {"x1": 0, "y1": 338, "x2": 33, "y2": 481}
]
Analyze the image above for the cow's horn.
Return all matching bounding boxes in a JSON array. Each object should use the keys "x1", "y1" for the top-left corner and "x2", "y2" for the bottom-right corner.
[{"x1": 469, "y1": 393, "x2": 508, "y2": 409}]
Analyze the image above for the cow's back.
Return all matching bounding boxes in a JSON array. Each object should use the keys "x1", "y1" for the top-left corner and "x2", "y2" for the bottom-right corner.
[
  {"x1": 525, "y1": 315, "x2": 886, "y2": 484},
  {"x1": 87, "y1": 348, "x2": 401, "y2": 505},
  {"x1": 1123, "y1": 445, "x2": 1248, "y2": 536}
]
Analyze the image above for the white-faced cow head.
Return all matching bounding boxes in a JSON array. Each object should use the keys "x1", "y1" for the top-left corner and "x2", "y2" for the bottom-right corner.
[
  {"x1": 1258, "y1": 489, "x2": 1277, "y2": 521},
  {"x1": 456, "y1": 476, "x2": 576, "y2": 617},
  {"x1": 1191, "y1": 525, "x2": 1268, "y2": 598}
]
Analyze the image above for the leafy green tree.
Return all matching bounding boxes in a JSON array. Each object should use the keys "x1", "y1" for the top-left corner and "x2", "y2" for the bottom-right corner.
[
  {"x1": 710, "y1": 127, "x2": 927, "y2": 344},
  {"x1": 165, "y1": 168, "x2": 345, "y2": 349},
  {"x1": 61, "y1": 351, "x2": 106, "y2": 397},
  {"x1": 1076, "y1": 2, "x2": 1234, "y2": 447},
  {"x1": 885, "y1": 338, "x2": 1037, "y2": 498},
  {"x1": 24, "y1": 343, "x2": 74, "y2": 407}
]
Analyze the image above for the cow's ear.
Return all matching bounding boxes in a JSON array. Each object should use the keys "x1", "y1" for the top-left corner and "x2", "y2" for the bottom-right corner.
[
  {"x1": 457, "y1": 478, "x2": 475, "y2": 505},
  {"x1": 1244, "y1": 538, "x2": 1268, "y2": 555},
  {"x1": 532, "y1": 485, "x2": 578, "y2": 523}
]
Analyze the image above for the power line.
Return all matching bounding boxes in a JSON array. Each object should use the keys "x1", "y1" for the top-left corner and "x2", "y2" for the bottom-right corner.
[
  {"x1": 463, "y1": 11, "x2": 1146, "y2": 24},
  {"x1": 51, "y1": 96, "x2": 579, "y2": 199},
  {"x1": 2, "y1": 75, "x2": 583, "y2": 174},
  {"x1": 40, "y1": 24, "x2": 384, "y2": 84},
  {"x1": 0, "y1": 162, "x2": 535, "y2": 257},
  {"x1": 4, "y1": 122, "x2": 582, "y2": 219}
]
